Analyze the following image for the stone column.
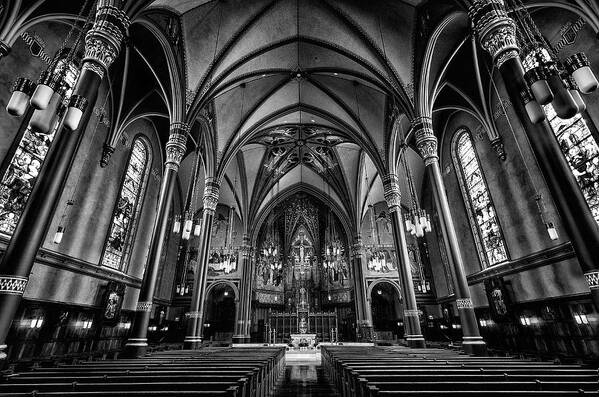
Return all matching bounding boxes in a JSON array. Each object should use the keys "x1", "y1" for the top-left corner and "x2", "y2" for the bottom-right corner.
[
  {"x1": 0, "y1": 1, "x2": 129, "y2": 362},
  {"x1": 382, "y1": 174, "x2": 426, "y2": 349},
  {"x1": 124, "y1": 124, "x2": 188, "y2": 357},
  {"x1": 413, "y1": 117, "x2": 487, "y2": 355},
  {"x1": 470, "y1": 0, "x2": 599, "y2": 310},
  {"x1": 351, "y1": 238, "x2": 373, "y2": 340},
  {"x1": 184, "y1": 180, "x2": 220, "y2": 349},
  {"x1": 233, "y1": 238, "x2": 252, "y2": 344}
]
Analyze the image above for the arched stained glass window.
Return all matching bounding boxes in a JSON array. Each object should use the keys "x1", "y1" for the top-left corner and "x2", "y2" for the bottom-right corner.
[
  {"x1": 0, "y1": 60, "x2": 79, "y2": 235},
  {"x1": 101, "y1": 137, "x2": 151, "y2": 271},
  {"x1": 453, "y1": 129, "x2": 508, "y2": 268},
  {"x1": 544, "y1": 105, "x2": 599, "y2": 223},
  {"x1": 523, "y1": 51, "x2": 599, "y2": 224}
]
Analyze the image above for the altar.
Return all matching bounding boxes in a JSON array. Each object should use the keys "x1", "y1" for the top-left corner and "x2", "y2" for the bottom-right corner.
[{"x1": 290, "y1": 333, "x2": 317, "y2": 349}]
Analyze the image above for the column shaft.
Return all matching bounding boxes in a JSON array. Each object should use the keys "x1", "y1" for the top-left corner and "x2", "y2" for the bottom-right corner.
[
  {"x1": 414, "y1": 117, "x2": 487, "y2": 356},
  {"x1": 233, "y1": 243, "x2": 252, "y2": 343},
  {"x1": 184, "y1": 181, "x2": 219, "y2": 349},
  {"x1": 383, "y1": 174, "x2": 425, "y2": 348},
  {"x1": 123, "y1": 126, "x2": 187, "y2": 357}
]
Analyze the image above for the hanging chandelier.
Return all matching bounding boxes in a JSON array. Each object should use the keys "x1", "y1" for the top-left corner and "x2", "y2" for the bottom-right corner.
[
  {"x1": 402, "y1": 154, "x2": 431, "y2": 238},
  {"x1": 262, "y1": 212, "x2": 282, "y2": 271},
  {"x1": 494, "y1": 0, "x2": 598, "y2": 123},
  {"x1": 6, "y1": 0, "x2": 95, "y2": 132}
]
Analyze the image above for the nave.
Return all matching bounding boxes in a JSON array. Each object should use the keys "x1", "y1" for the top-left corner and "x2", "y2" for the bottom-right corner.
[{"x1": 0, "y1": 345, "x2": 597, "y2": 396}]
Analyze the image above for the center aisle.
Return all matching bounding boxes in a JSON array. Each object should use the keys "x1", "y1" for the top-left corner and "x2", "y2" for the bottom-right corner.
[{"x1": 274, "y1": 364, "x2": 339, "y2": 397}]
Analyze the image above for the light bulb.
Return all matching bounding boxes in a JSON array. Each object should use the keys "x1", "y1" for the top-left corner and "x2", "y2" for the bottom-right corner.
[
  {"x1": 30, "y1": 71, "x2": 59, "y2": 110},
  {"x1": 193, "y1": 223, "x2": 201, "y2": 236},
  {"x1": 7, "y1": 77, "x2": 34, "y2": 117},
  {"x1": 184, "y1": 218, "x2": 193, "y2": 233},
  {"x1": 566, "y1": 53, "x2": 598, "y2": 94},
  {"x1": 546, "y1": 222, "x2": 558, "y2": 241},
  {"x1": 173, "y1": 217, "x2": 181, "y2": 233},
  {"x1": 64, "y1": 95, "x2": 88, "y2": 131},
  {"x1": 53, "y1": 226, "x2": 64, "y2": 244},
  {"x1": 30, "y1": 91, "x2": 62, "y2": 134}
]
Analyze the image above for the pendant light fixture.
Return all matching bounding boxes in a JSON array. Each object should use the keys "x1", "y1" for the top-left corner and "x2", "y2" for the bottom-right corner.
[
  {"x1": 402, "y1": 152, "x2": 431, "y2": 238},
  {"x1": 499, "y1": 0, "x2": 598, "y2": 122},
  {"x1": 6, "y1": 78, "x2": 34, "y2": 116},
  {"x1": 8, "y1": 0, "x2": 94, "y2": 135}
]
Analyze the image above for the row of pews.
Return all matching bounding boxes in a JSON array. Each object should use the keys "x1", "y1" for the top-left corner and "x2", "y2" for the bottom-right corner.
[
  {"x1": 0, "y1": 346, "x2": 286, "y2": 396},
  {"x1": 321, "y1": 345, "x2": 599, "y2": 396}
]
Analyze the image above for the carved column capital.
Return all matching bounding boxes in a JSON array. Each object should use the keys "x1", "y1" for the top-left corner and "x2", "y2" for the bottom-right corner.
[
  {"x1": 83, "y1": 2, "x2": 130, "y2": 77},
  {"x1": 382, "y1": 174, "x2": 402, "y2": 213},
  {"x1": 412, "y1": 116, "x2": 439, "y2": 166},
  {"x1": 164, "y1": 131, "x2": 187, "y2": 172},
  {"x1": 203, "y1": 180, "x2": 220, "y2": 214},
  {"x1": 469, "y1": 0, "x2": 520, "y2": 69}
]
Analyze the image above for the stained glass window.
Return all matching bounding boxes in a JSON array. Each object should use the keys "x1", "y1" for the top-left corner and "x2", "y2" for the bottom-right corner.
[
  {"x1": 544, "y1": 105, "x2": 599, "y2": 223},
  {"x1": 454, "y1": 130, "x2": 508, "y2": 267},
  {"x1": 0, "y1": 60, "x2": 79, "y2": 236},
  {"x1": 101, "y1": 138, "x2": 151, "y2": 271}
]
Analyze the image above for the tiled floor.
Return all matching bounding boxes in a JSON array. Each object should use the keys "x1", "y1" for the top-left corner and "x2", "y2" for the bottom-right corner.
[{"x1": 274, "y1": 364, "x2": 338, "y2": 396}]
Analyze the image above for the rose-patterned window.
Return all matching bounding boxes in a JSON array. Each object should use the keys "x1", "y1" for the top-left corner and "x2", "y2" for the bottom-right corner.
[
  {"x1": 0, "y1": 61, "x2": 79, "y2": 236},
  {"x1": 101, "y1": 137, "x2": 151, "y2": 271},
  {"x1": 453, "y1": 129, "x2": 508, "y2": 267}
]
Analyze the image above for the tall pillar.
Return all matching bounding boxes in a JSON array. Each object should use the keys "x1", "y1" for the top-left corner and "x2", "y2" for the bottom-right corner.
[
  {"x1": 413, "y1": 117, "x2": 487, "y2": 355},
  {"x1": 233, "y1": 238, "x2": 252, "y2": 344},
  {"x1": 124, "y1": 124, "x2": 188, "y2": 357},
  {"x1": 470, "y1": 0, "x2": 599, "y2": 309},
  {"x1": 351, "y1": 238, "x2": 373, "y2": 341},
  {"x1": 382, "y1": 174, "x2": 426, "y2": 349},
  {"x1": 184, "y1": 180, "x2": 220, "y2": 349},
  {"x1": 0, "y1": 1, "x2": 129, "y2": 362}
]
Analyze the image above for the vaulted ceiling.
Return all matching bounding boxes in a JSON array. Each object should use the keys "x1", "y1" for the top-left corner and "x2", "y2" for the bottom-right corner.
[{"x1": 144, "y1": 0, "x2": 428, "y2": 238}]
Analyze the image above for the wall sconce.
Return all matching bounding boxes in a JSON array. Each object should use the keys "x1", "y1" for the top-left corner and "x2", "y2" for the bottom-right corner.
[
  {"x1": 29, "y1": 317, "x2": 44, "y2": 329},
  {"x1": 148, "y1": 325, "x2": 157, "y2": 331},
  {"x1": 520, "y1": 315, "x2": 532, "y2": 326},
  {"x1": 573, "y1": 313, "x2": 589, "y2": 325}
]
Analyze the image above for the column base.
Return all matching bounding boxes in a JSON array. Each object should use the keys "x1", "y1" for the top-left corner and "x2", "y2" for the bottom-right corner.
[
  {"x1": 462, "y1": 336, "x2": 487, "y2": 356},
  {"x1": 406, "y1": 335, "x2": 426, "y2": 349},
  {"x1": 183, "y1": 336, "x2": 203, "y2": 350},
  {"x1": 0, "y1": 344, "x2": 7, "y2": 362},
  {"x1": 358, "y1": 325, "x2": 374, "y2": 342},
  {"x1": 232, "y1": 335, "x2": 251, "y2": 344},
  {"x1": 123, "y1": 338, "x2": 148, "y2": 358}
]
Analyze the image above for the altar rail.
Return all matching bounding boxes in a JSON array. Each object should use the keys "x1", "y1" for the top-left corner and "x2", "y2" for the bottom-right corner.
[{"x1": 267, "y1": 311, "x2": 338, "y2": 344}]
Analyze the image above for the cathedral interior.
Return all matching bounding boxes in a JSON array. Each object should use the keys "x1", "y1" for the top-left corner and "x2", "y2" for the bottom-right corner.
[{"x1": 0, "y1": 0, "x2": 598, "y2": 395}]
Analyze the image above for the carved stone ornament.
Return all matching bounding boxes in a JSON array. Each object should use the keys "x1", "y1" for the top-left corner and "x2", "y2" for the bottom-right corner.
[
  {"x1": 456, "y1": 297, "x2": 474, "y2": 309},
  {"x1": 382, "y1": 174, "x2": 402, "y2": 212},
  {"x1": 412, "y1": 116, "x2": 439, "y2": 166},
  {"x1": 469, "y1": 0, "x2": 521, "y2": 68},
  {"x1": 165, "y1": 130, "x2": 188, "y2": 171},
  {"x1": 351, "y1": 243, "x2": 363, "y2": 259},
  {"x1": 83, "y1": 2, "x2": 130, "y2": 75},
  {"x1": 136, "y1": 301, "x2": 153, "y2": 312},
  {"x1": 100, "y1": 143, "x2": 115, "y2": 168},
  {"x1": 585, "y1": 271, "x2": 599, "y2": 290},
  {"x1": 203, "y1": 181, "x2": 220, "y2": 213},
  {"x1": 0, "y1": 276, "x2": 28, "y2": 295}
]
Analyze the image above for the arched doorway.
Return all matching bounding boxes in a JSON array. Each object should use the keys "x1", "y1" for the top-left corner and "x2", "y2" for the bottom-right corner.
[
  {"x1": 370, "y1": 281, "x2": 403, "y2": 341},
  {"x1": 203, "y1": 283, "x2": 237, "y2": 344}
]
